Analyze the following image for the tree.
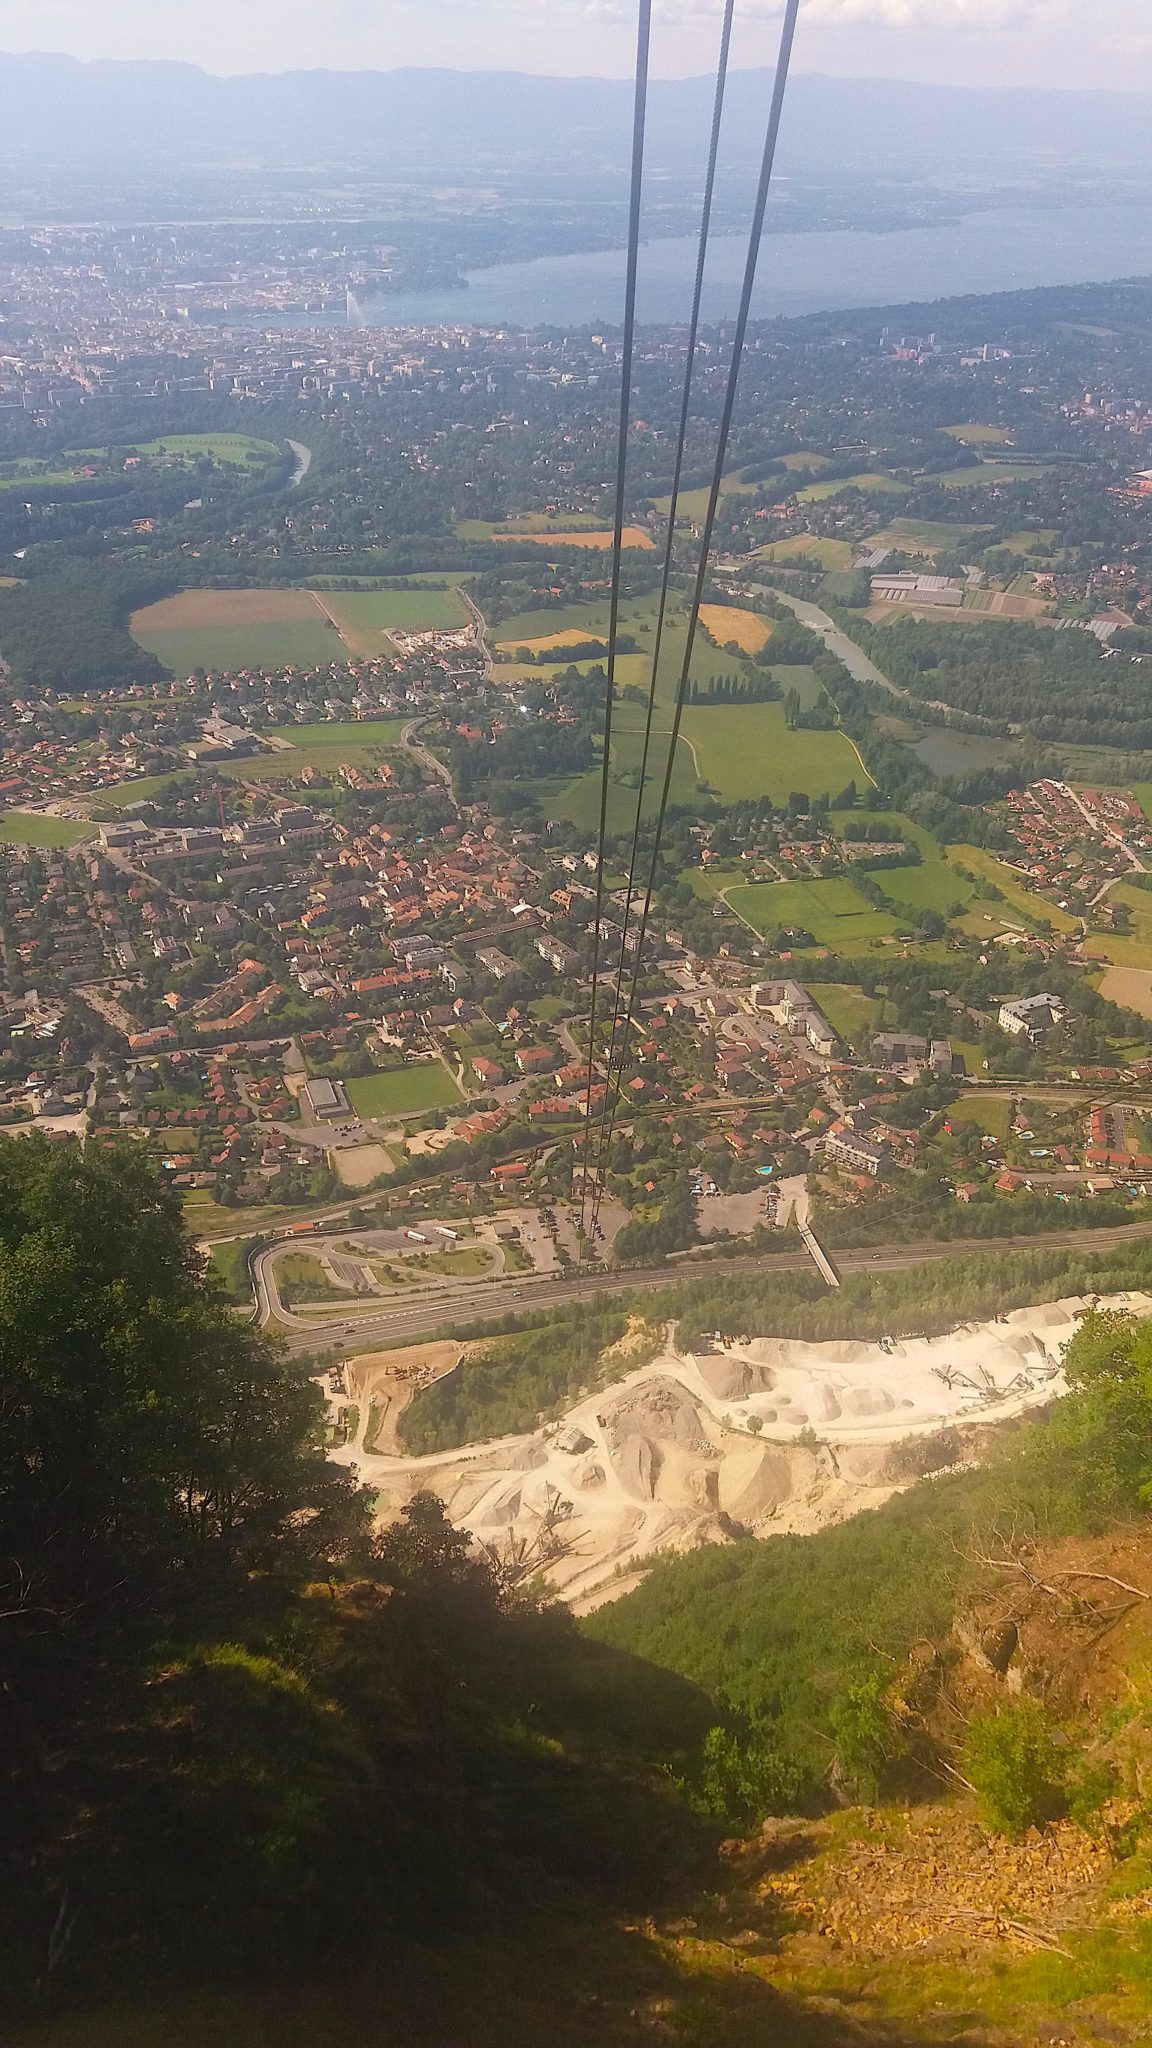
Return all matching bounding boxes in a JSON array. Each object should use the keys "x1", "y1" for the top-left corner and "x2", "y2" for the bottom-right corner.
[{"x1": 0, "y1": 1134, "x2": 367, "y2": 1625}]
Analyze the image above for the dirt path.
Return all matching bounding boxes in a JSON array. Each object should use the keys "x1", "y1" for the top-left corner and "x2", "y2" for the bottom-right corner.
[{"x1": 308, "y1": 589, "x2": 360, "y2": 658}]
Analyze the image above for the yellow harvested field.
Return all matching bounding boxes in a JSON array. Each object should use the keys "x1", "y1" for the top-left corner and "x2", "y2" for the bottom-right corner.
[
  {"x1": 496, "y1": 628, "x2": 608, "y2": 655},
  {"x1": 1097, "y1": 966, "x2": 1152, "y2": 1021},
  {"x1": 698, "y1": 604, "x2": 774, "y2": 655},
  {"x1": 492, "y1": 527, "x2": 655, "y2": 551}
]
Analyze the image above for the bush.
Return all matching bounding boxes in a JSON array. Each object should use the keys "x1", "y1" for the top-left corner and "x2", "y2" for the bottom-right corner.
[
  {"x1": 831, "y1": 1672, "x2": 906, "y2": 1803},
  {"x1": 695, "y1": 1715, "x2": 813, "y2": 1829},
  {"x1": 962, "y1": 1699, "x2": 1067, "y2": 1837}
]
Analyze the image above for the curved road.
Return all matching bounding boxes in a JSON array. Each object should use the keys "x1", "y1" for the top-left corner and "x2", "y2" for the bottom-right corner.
[
  {"x1": 267, "y1": 1217, "x2": 1152, "y2": 1357},
  {"x1": 402, "y1": 718, "x2": 457, "y2": 800}
]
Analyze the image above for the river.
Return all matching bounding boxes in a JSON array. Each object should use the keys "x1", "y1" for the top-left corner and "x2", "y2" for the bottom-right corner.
[{"x1": 267, "y1": 201, "x2": 1152, "y2": 332}]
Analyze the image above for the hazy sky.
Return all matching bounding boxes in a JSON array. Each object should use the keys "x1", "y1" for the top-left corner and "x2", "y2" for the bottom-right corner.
[{"x1": 0, "y1": 0, "x2": 1149, "y2": 93}]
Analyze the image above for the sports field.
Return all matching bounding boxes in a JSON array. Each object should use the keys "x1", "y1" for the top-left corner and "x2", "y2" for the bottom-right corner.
[
  {"x1": 698, "y1": 605, "x2": 774, "y2": 655},
  {"x1": 130, "y1": 589, "x2": 341, "y2": 673},
  {"x1": 348, "y1": 1065, "x2": 464, "y2": 1117},
  {"x1": 0, "y1": 811, "x2": 90, "y2": 848},
  {"x1": 123, "y1": 432, "x2": 278, "y2": 465},
  {"x1": 721, "y1": 874, "x2": 903, "y2": 949}
]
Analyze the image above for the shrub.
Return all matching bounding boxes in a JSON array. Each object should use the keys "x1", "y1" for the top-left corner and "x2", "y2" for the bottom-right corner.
[
  {"x1": 695, "y1": 1715, "x2": 812, "y2": 1829},
  {"x1": 962, "y1": 1699, "x2": 1067, "y2": 1837}
]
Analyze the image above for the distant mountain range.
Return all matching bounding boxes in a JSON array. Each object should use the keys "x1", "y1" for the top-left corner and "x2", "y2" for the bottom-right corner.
[{"x1": 2, "y1": 54, "x2": 1152, "y2": 178}]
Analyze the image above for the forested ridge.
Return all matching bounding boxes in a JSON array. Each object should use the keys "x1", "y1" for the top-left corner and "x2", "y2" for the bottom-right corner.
[{"x1": 5, "y1": 1153, "x2": 1152, "y2": 2040}]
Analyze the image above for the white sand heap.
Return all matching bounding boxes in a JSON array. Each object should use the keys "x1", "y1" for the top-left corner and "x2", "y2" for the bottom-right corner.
[{"x1": 333, "y1": 1292, "x2": 1151, "y2": 1614}]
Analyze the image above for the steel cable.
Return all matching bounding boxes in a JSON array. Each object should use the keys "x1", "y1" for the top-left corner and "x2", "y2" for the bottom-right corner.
[
  {"x1": 578, "y1": 0, "x2": 653, "y2": 1238},
  {"x1": 590, "y1": 0, "x2": 803, "y2": 1237}
]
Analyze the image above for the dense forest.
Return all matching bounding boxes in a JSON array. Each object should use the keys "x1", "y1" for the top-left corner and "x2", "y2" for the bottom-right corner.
[
  {"x1": 851, "y1": 615, "x2": 1152, "y2": 749},
  {"x1": 0, "y1": 559, "x2": 177, "y2": 691}
]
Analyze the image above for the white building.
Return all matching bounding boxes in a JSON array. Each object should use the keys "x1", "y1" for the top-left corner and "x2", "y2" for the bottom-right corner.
[{"x1": 997, "y1": 993, "x2": 1067, "y2": 1043}]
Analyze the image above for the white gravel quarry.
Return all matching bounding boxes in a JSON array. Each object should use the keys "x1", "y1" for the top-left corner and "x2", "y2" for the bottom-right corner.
[{"x1": 333, "y1": 1292, "x2": 1152, "y2": 1613}]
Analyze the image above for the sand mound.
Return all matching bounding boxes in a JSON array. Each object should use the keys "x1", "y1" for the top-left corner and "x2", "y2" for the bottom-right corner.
[
  {"x1": 843, "y1": 1386, "x2": 897, "y2": 1418},
  {"x1": 719, "y1": 1446, "x2": 790, "y2": 1521},
  {"x1": 574, "y1": 1459, "x2": 606, "y2": 1489},
  {"x1": 505, "y1": 1440, "x2": 550, "y2": 1472},
  {"x1": 476, "y1": 1483, "x2": 523, "y2": 1527},
  {"x1": 613, "y1": 1434, "x2": 661, "y2": 1501},
  {"x1": 606, "y1": 1377, "x2": 713, "y2": 1455},
  {"x1": 696, "y1": 1352, "x2": 773, "y2": 1400}
]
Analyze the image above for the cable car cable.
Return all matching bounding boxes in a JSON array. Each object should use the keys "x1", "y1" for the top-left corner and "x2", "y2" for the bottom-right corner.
[
  {"x1": 578, "y1": 0, "x2": 653, "y2": 1241},
  {"x1": 591, "y1": 0, "x2": 737, "y2": 1194},
  {"x1": 590, "y1": 0, "x2": 802, "y2": 1235}
]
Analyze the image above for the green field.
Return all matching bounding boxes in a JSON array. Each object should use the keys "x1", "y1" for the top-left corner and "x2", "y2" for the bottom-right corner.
[
  {"x1": 933, "y1": 462, "x2": 1055, "y2": 489},
  {"x1": 946, "y1": 845, "x2": 1078, "y2": 935},
  {"x1": 545, "y1": 730, "x2": 701, "y2": 832},
  {"x1": 457, "y1": 512, "x2": 605, "y2": 539},
  {"x1": 131, "y1": 616, "x2": 339, "y2": 675},
  {"x1": 755, "y1": 535, "x2": 856, "y2": 570},
  {"x1": 814, "y1": 983, "x2": 887, "y2": 1048},
  {"x1": 680, "y1": 701, "x2": 866, "y2": 804},
  {"x1": 797, "y1": 473, "x2": 909, "y2": 504},
  {"x1": 322, "y1": 585, "x2": 470, "y2": 653},
  {"x1": 494, "y1": 595, "x2": 762, "y2": 708},
  {"x1": 348, "y1": 1065, "x2": 464, "y2": 1118},
  {"x1": 721, "y1": 874, "x2": 903, "y2": 950},
  {"x1": 878, "y1": 860, "x2": 974, "y2": 916},
  {"x1": 208, "y1": 1237, "x2": 257, "y2": 1304},
  {"x1": 213, "y1": 720, "x2": 408, "y2": 781},
  {"x1": 652, "y1": 471, "x2": 759, "y2": 521},
  {"x1": 98, "y1": 773, "x2": 191, "y2": 809},
  {"x1": 942, "y1": 424, "x2": 1011, "y2": 446},
  {"x1": 0, "y1": 810, "x2": 90, "y2": 848},
  {"x1": 1000, "y1": 529, "x2": 1059, "y2": 553},
  {"x1": 947, "y1": 1094, "x2": 1013, "y2": 1139},
  {"x1": 0, "y1": 464, "x2": 84, "y2": 493},
  {"x1": 865, "y1": 517, "x2": 988, "y2": 556},
  {"x1": 1082, "y1": 878, "x2": 1152, "y2": 971},
  {"x1": 0, "y1": 434, "x2": 280, "y2": 496}
]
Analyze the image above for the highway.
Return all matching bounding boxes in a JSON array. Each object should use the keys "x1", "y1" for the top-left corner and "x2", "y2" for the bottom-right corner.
[{"x1": 267, "y1": 1217, "x2": 1152, "y2": 1357}]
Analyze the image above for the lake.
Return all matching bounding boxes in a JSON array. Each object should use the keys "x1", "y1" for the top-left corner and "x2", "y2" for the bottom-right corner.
[{"x1": 328, "y1": 201, "x2": 1152, "y2": 330}]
